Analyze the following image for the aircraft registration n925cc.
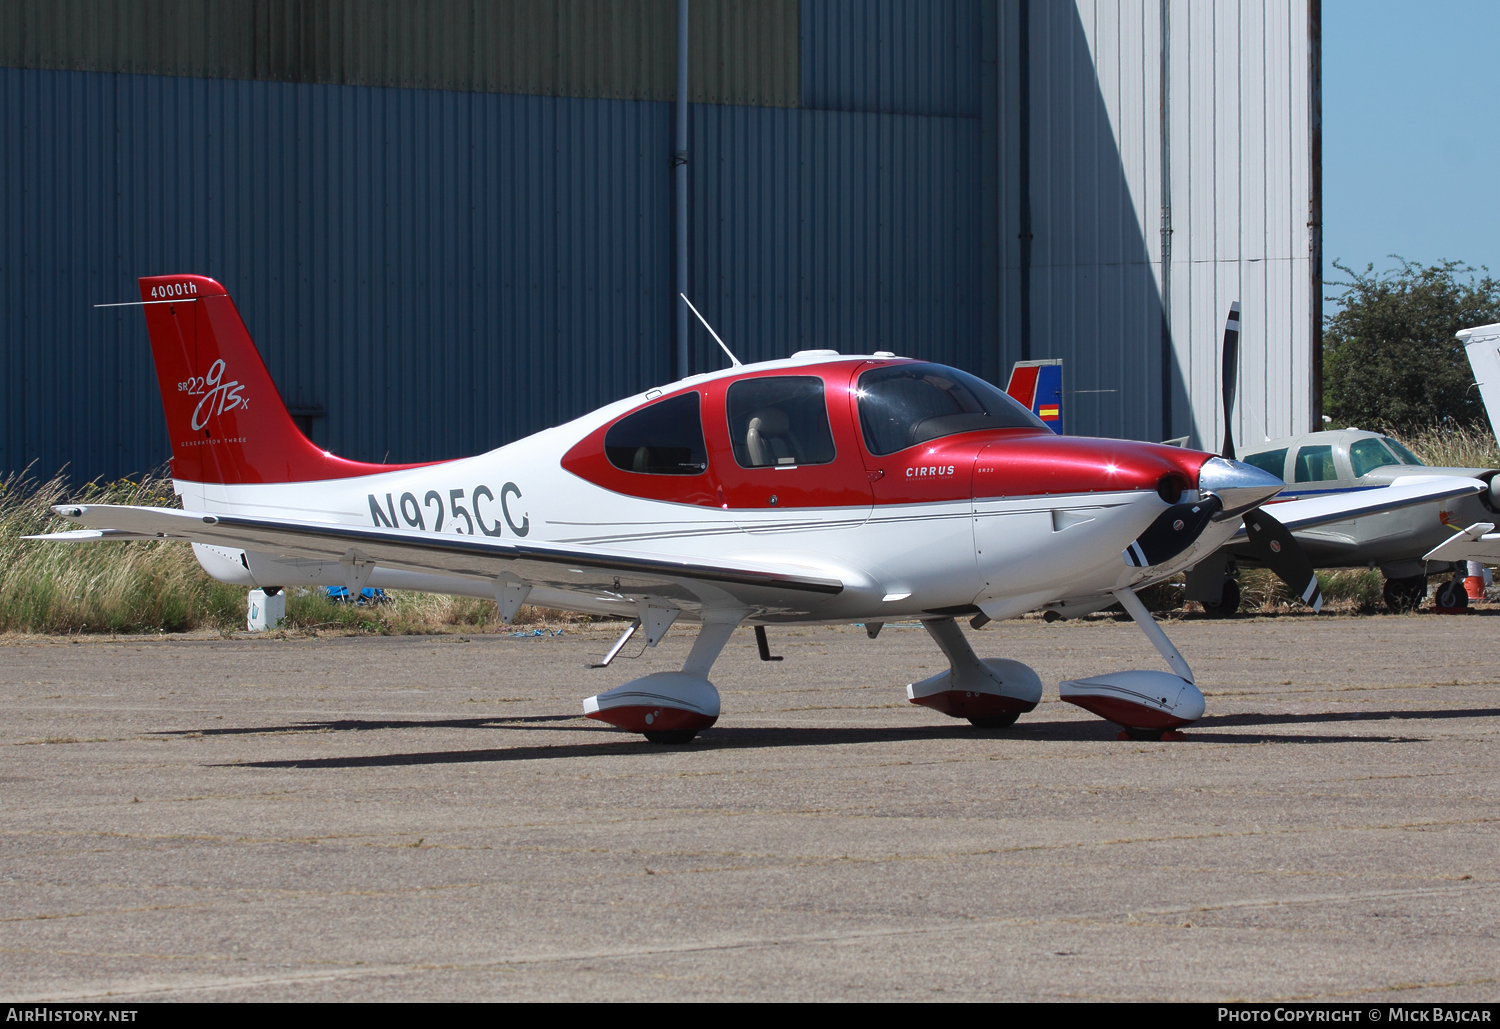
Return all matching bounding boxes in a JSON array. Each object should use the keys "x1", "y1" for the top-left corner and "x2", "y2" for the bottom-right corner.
[{"x1": 38, "y1": 274, "x2": 1296, "y2": 743}]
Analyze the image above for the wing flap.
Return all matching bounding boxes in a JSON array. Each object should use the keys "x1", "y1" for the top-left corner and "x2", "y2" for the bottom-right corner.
[{"x1": 21, "y1": 528, "x2": 159, "y2": 542}]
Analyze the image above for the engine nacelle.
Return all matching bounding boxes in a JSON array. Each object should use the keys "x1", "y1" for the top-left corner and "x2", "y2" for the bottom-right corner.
[{"x1": 1059, "y1": 670, "x2": 1204, "y2": 730}]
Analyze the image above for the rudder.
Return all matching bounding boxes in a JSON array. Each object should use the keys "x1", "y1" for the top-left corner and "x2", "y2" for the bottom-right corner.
[{"x1": 1005, "y1": 359, "x2": 1064, "y2": 435}]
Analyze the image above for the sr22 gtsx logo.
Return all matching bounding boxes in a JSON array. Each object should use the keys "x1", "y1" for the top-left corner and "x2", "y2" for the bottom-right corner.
[
  {"x1": 178, "y1": 359, "x2": 248, "y2": 430},
  {"x1": 369, "y1": 483, "x2": 529, "y2": 537}
]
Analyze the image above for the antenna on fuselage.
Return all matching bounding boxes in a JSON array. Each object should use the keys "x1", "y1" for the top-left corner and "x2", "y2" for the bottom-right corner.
[{"x1": 679, "y1": 293, "x2": 743, "y2": 368}]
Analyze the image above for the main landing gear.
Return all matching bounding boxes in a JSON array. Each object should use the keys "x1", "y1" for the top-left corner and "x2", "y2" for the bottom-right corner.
[
  {"x1": 581, "y1": 613, "x2": 742, "y2": 744},
  {"x1": 1058, "y1": 587, "x2": 1205, "y2": 740},
  {"x1": 905, "y1": 617, "x2": 1043, "y2": 726},
  {"x1": 1383, "y1": 574, "x2": 1427, "y2": 613}
]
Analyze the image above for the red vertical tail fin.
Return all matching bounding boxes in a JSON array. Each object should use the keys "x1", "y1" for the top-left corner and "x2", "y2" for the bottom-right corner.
[{"x1": 138, "y1": 275, "x2": 410, "y2": 484}]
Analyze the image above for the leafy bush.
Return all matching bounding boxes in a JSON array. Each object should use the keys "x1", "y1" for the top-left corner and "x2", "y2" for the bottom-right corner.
[{"x1": 1323, "y1": 259, "x2": 1500, "y2": 432}]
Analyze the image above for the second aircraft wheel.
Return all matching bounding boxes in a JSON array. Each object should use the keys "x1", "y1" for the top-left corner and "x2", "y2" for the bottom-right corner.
[
  {"x1": 1434, "y1": 577, "x2": 1470, "y2": 611},
  {"x1": 1201, "y1": 577, "x2": 1241, "y2": 618},
  {"x1": 1383, "y1": 574, "x2": 1428, "y2": 613},
  {"x1": 968, "y1": 712, "x2": 1021, "y2": 729}
]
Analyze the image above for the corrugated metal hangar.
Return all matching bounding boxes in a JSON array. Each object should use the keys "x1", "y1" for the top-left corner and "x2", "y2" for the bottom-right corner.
[{"x1": 0, "y1": 1, "x2": 1320, "y2": 483}]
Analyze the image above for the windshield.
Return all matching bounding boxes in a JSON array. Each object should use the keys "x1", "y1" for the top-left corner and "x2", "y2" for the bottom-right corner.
[
  {"x1": 856, "y1": 363, "x2": 1046, "y2": 456},
  {"x1": 1350, "y1": 437, "x2": 1399, "y2": 478},
  {"x1": 1381, "y1": 436, "x2": 1425, "y2": 466}
]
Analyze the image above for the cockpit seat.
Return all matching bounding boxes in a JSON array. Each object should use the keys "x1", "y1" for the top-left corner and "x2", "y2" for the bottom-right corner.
[{"x1": 745, "y1": 407, "x2": 800, "y2": 467}]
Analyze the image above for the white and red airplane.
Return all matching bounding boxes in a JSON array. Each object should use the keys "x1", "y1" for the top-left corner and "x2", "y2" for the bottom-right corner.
[{"x1": 39, "y1": 275, "x2": 1356, "y2": 743}]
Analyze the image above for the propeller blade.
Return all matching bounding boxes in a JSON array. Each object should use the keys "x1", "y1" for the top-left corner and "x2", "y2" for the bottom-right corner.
[
  {"x1": 1122, "y1": 495, "x2": 1223, "y2": 568},
  {"x1": 1220, "y1": 301, "x2": 1241, "y2": 460},
  {"x1": 1242, "y1": 508, "x2": 1323, "y2": 612}
]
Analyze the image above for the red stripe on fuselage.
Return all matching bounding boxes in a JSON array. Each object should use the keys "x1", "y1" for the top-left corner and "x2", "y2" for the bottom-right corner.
[{"x1": 561, "y1": 360, "x2": 1213, "y2": 508}]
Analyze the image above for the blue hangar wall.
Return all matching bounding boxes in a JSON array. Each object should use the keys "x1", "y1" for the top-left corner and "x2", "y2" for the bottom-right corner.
[{"x1": 0, "y1": 1, "x2": 997, "y2": 483}]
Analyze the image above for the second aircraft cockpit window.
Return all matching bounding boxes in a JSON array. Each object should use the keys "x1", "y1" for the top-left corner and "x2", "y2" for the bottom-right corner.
[
  {"x1": 725, "y1": 376, "x2": 837, "y2": 468},
  {"x1": 856, "y1": 362, "x2": 1045, "y2": 456}
]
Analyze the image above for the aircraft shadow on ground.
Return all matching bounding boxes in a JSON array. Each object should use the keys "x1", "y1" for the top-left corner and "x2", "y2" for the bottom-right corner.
[{"x1": 204, "y1": 706, "x2": 1500, "y2": 769}]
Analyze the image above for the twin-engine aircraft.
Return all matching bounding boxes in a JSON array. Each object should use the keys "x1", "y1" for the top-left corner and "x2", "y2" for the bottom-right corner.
[{"x1": 35, "y1": 275, "x2": 1420, "y2": 743}]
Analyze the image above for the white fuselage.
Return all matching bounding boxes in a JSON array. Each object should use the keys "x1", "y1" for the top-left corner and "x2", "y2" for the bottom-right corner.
[{"x1": 183, "y1": 369, "x2": 1238, "y2": 625}]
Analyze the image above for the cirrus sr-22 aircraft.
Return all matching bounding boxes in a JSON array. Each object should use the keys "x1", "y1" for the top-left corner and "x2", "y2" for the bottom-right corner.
[{"x1": 30, "y1": 275, "x2": 1482, "y2": 743}]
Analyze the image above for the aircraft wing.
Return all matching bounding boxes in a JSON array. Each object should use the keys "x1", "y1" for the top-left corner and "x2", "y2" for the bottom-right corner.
[
  {"x1": 1226, "y1": 476, "x2": 1487, "y2": 540},
  {"x1": 34, "y1": 504, "x2": 845, "y2": 614},
  {"x1": 1424, "y1": 522, "x2": 1500, "y2": 563}
]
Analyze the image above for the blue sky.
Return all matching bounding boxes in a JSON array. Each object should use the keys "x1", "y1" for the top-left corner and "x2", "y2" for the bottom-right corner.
[{"x1": 1323, "y1": 0, "x2": 1500, "y2": 288}]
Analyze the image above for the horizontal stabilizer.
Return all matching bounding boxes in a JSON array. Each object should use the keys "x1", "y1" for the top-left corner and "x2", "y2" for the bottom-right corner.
[{"x1": 1424, "y1": 522, "x2": 1500, "y2": 563}]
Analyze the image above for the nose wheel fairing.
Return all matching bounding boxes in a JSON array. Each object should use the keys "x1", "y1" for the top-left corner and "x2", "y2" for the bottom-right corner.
[
  {"x1": 1059, "y1": 670, "x2": 1204, "y2": 730},
  {"x1": 1057, "y1": 587, "x2": 1206, "y2": 734}
]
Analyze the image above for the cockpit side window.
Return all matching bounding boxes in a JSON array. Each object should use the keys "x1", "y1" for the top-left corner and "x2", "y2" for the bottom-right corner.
[
  {"x1": 1350, "y1": 438, "x2": 1399, "y2": 478},
  {"x1": 856, "y1": 363, "x2": 1045, "y2": 456},
  {"x1": 604, "y1": 392, "x2": 708, "y2": 475},
  {"x1": 1243, "y1": 448, "x2": 1288, "y2": 481},
  {"x1": 1293, "y1": 444, "x2": 1338, "y2": 482},
  {"x1": 725, "y1": 376, "x2": 836, "y2": 468}
]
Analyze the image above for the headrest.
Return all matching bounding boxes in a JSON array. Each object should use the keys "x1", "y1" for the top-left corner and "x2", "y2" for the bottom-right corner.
[{"x1": 747, "y1": 407, "x2": 790, "y2": 434}]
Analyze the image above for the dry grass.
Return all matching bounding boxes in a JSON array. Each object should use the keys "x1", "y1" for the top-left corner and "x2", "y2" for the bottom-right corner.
[
  {"x1": 0, "y1": 470, "x2": 592, "y2": 636},
  {"x1": 1387, "y1": 423, "x2": 1500, "y2": 469},
  {"x1": 0, "y1": 470, "x2": 244, "y2": 634},
  {"x1": 1238, "y1": 566, "x2": 1387, "y2": 615},
  {"x1": 1143, "y1": 566, "x2": 1390, "y2": 617},
  {"x1": 281, "y1": 589, "x2": 595, "y2": 635}
]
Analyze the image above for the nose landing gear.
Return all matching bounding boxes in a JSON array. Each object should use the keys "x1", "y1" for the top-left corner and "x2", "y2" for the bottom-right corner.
[{"x1": 1060, "y1": 587, "x2": 1204, "y2": 739}]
